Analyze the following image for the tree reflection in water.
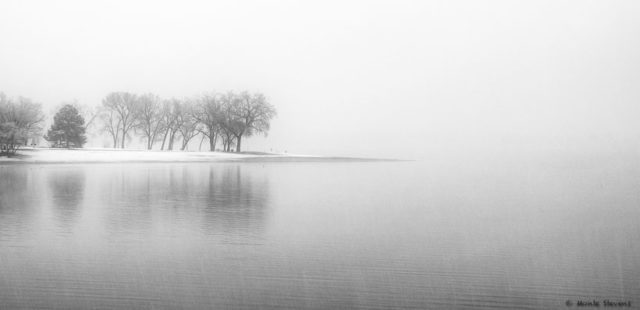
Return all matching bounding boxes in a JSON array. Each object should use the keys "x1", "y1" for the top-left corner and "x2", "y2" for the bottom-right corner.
[
  {"x1": 82, "y1": 163, "x2": 271, "y2": 239},
  {"x1": 47, "y1": 168, "x2": 86, "y2": 228},
  {"x1": 201, "y1": 164, "x2": 269, "y2": 238},
  {"x1": 0, "y1": 166, "x2": 39, "y2": 236}
]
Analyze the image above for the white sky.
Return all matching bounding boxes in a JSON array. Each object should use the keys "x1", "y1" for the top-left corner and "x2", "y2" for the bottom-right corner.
[{"x1": 1, "y1": 0, "x2": 639, "y2": 159}]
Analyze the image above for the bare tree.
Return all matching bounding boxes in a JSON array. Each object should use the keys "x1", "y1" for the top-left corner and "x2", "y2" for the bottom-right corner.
[
  {"x1": 223, "y1": 91, "x2": 276, "y2": 152},
  {"x1": 177, "y1": 104, "x2": 198, "y2": 151},
  {"x1": 192, "y1": 93, "x2": 222, "y2": 151},
  {"x1": 198, "y1": 131, "x2": 207, "y2": 151},
  {"x1": 219, "y1": 116, "x2": 237, "y2": 152},
  {"x1": 218, "y1": 92, "x2": 239, "y2": 152},
  {"x1": 159, "y1": 99, "x2": 173, "y2": 150},
  {"x1": 134, "y1": 93, "x2": 163, "y2": 150},
  {"x1": 99, "y1": 107, "x2": 121, "y2": 148},
  {"x1": 220, "y1": 128, "x2": 236, "y2": 152},
  {"x1": 159, "y1": 98, "x2": 183, "y2": 151},
  {"x1": 102, "y1": 92, "x2": 137, "y2": 148},
  {"x1": 82, "y1": 107, "x2": 100, "y2": 131}
]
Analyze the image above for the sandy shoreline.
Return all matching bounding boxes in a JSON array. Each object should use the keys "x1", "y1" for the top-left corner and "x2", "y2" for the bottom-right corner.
[{"x1": 0, "y1": 148, "x2": 385, "y2": 164}]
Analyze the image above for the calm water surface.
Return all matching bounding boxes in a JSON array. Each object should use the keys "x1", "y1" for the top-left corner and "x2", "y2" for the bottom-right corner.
[{"x1": 0, "y1": 156, "x2": 639, "y2": 309}]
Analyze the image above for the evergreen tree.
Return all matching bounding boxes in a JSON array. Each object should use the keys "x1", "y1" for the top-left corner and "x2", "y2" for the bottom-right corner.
[{"x1": 45, "y1": 104, "x2": 86, "y2": 148}]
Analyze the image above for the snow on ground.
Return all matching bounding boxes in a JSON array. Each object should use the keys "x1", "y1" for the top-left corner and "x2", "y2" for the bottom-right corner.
[{"x1": 0, "y1": 148, "x2": 310, "y2": 164}]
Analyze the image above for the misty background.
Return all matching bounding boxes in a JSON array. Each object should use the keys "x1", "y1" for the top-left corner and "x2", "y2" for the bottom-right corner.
[{"x1": 1, "y1": 0, "x2": 639, "y2": 159}]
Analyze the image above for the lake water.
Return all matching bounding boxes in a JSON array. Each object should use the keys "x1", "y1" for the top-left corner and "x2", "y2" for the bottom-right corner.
[{"x1": 1, "y1": 155, "x2": 638, "y2": 309}]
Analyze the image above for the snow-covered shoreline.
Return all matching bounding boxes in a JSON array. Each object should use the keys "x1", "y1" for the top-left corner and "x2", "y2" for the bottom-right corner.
[{"x1": 0, "y1": 148, "x2": 320, "y2": 164}]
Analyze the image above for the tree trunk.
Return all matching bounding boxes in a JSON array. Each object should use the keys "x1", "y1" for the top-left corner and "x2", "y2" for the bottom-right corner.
[
  {"x1": 235, "y1": 135, "x2": 242, "y2": 152},
  {"x1": 199, "y1": 134, "x2": 206, "y2": 151},
  {"x1": 209, "y1": 133, "x2": 216, "y2": 151},
  {"x1": 168, "y1": 130, "x2": 176, "y2": 150},
  {"x1": 121, "y1": 123, "x2": 126, "y2": 149},
  {"x1": 160, "y1": 128, "x2": 170, "y2": 150}
]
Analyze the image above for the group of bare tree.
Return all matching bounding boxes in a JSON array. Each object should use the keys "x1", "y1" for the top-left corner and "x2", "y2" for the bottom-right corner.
[{"x1": 100, "y1": 91, "x2": 276, "y2": 152}]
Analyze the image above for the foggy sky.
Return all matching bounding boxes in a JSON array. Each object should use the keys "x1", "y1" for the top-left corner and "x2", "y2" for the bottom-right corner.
[{"x1": 1, "y1": 0, "x2": 639, "y2": 159}]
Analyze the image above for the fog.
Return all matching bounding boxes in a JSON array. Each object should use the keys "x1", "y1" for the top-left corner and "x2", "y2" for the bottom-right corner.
[{"x1": 1, "y1": 0, "x2": 639, "y2": 159}]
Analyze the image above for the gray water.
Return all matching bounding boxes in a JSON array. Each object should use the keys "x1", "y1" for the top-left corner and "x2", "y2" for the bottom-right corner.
[{"x1": 1, "y1": 156, "x2": 638, "y2": 309}]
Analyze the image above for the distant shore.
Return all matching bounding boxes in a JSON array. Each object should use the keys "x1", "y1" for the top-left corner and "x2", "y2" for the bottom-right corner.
[{"x1": 0, "y1": 148, "x2": 388, "y2": 164}]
